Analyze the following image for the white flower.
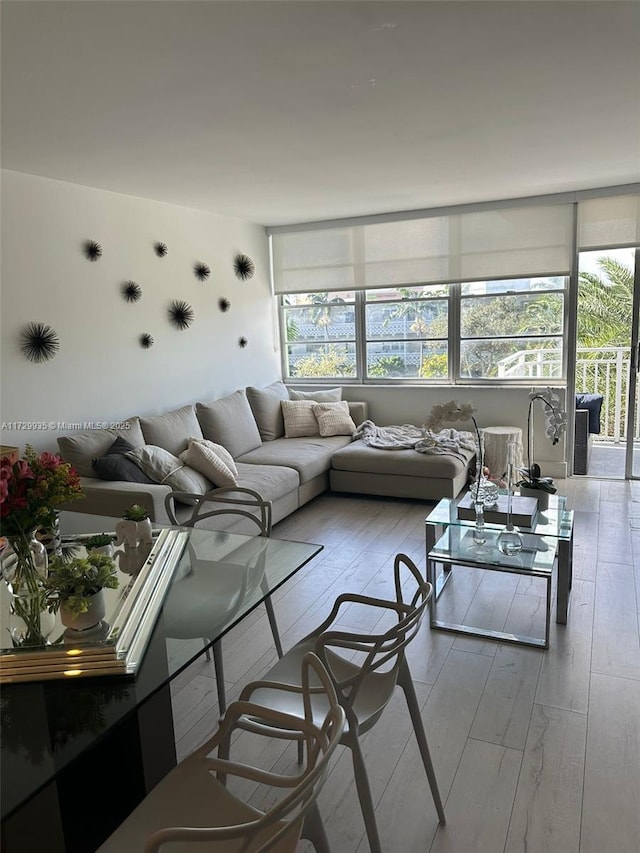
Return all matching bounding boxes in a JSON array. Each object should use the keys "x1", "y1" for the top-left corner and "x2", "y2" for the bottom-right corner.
[{"x1": 424, "y1": 400, "x2": 476, "y2": 432}]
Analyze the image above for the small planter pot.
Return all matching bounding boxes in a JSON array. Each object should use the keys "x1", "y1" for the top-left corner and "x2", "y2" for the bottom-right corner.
[
  {"x1": 519, "y1": 485, "x2": 550, "y2": 511},
  {"x1": 60, "y1": 589, "x2": 106, "y2": 632}
]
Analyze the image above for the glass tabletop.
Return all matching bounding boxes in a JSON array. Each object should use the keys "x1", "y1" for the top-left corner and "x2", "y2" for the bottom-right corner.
[
  {"x1": 0, "y1": 512, "x2": 322, "y2": 821},
  {"x1": 427, "y1": 493, "x2": 573, "y2": 541},
  {"x1": 429, "y1": 527, "x2": 556, "y2": 575}
]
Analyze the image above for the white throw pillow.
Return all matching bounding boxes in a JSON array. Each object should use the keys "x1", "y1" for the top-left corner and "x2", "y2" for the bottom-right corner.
[
  {"x1": 185, "y1": 437, "x2": 238, "y2": 476},
  {"x1": 312, "y1": 401, "x2": 356, "y2": 437},
  {"x1": 289, "y1": 387, "x2": 342, "y2": 402},
  {"x1": 180, "y1": 441, "x2": 237, "y2": 489},
  {"x1": 281, "y1": 400, "x2": 320, "y2": 438}
]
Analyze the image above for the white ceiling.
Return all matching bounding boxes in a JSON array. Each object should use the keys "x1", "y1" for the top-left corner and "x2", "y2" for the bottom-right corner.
[{"x1": 2, "y1": 1, "x2": 639, "y2": 227}]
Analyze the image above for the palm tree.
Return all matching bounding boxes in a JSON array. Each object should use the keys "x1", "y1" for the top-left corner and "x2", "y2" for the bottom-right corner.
[{"x1": 578, "y1": 257, "x2": 634, "y2": 347}]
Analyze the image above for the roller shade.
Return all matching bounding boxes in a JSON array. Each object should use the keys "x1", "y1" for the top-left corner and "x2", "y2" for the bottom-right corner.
[
  {"x1": 272, "y1": 203, "x2": 574, "y2": 294},
  {"x1": 578, "y1": 195, "x2": 640, "y2": 250}
]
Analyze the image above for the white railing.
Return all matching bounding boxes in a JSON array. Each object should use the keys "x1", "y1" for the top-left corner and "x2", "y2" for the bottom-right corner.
[{"x1": 497, "y1": 346, "x2": 640, "y2": 443}]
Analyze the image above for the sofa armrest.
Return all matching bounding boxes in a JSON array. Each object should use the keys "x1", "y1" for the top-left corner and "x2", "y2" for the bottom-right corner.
[
  {"x1": 67, "y1": 478, "x2": 173, "y2": 523},
  {"x1": 347, "y1": 401, "x2": 368, "y2": 427}
]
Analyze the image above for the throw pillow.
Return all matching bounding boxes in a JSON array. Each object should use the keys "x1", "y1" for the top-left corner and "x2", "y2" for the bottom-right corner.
[
  {"x1": 312, "y1": 401, "x2": 357, "y2": 437},
  {"x1": 281, "y1": 400, "x2": 319, "y2": 438},
  {"x1": 126, "y1": 445, "x2": 211, "y2": 502},
  {"x1": 180, "y1": 441, "x2": 237, "y2": 489},
  {"x1": 185, "y1": 437, "x2": 238, "y2": 476},
  {"x1": 91, "y1": 437, "x2": 155, "y2": 484},
  {"x1": 289, "y1": 387, "x2": 342, "y2": 402},
  {"x1": 246, "y1": 381, "x2": 289, "y2": 441}
]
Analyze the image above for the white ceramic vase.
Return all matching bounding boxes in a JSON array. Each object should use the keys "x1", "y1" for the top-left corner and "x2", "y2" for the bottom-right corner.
[{"x1": 60, "y1": 589, "x2": 106, "y2": 631}]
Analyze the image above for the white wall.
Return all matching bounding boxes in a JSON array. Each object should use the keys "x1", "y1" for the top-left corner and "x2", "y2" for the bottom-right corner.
[{"x1": 1, "y1": 171, "x2": 280, "y2": 453}]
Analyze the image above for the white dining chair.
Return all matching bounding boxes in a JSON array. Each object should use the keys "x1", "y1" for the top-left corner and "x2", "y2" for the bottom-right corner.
[
  {"x1": 164, "y1": 486, "x2": 283, "y2": 714},
  {"x1": 238, "y1": 552, "x2": 446, "y2": 853},
  {"x1": 98, "y1": 651, "x2": 346, "y2": 853}
]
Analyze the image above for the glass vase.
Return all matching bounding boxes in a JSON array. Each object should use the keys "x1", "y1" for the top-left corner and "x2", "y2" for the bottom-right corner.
[
  {"x1": 3, "y1": 531, "x2": 53, "y2": 647},
  {"x1": 497, "y1": 447, "x2": 523, "y2": 556}
]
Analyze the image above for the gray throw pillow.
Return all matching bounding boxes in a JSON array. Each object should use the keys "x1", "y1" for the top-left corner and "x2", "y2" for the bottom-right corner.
[
  {"x1": 92, "y1": 437, "x2": 155, "y2": 484},
  {"x1": 246, "y1": 381, "x2": 290, "y2": 441},
  {"x1": 57, "y1": 418, "x2": 146, "y2": 478},
  {"x1": 126, "y1": 445, "x2": 211, "y2": 502}
]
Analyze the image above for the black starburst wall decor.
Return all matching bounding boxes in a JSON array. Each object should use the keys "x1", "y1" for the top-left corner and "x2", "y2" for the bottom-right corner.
[
  {"x1": 193, "y1": 262, "x2": 210, "y2": 282},
  {"x1": 139, "y1": 333, "x2": 154, "y2": 349},
  {"x1": 121, "y1": 281, "x2": 142, "y2": 303},
  {"x1": 234, "y1": 253, "x2": 255, "y2": 281},
  {"x1": 154, "y1": 242, "x2": 168, "y2": 257},
  {"x1": 218, "y1": 297, "x2": 231, "y2": 313},
  {"x1": 82, "y1": 239, "x2": 102, "y2": 262},
  {"x1": 239, "y1": 336, "x2": 248, "y2": 348},
  {"x1": 168, "y1": 300, "x2": 194, "y2": 330},
  {"x1": 20, "y1": 322, "x2": 61, "y2": 363}
]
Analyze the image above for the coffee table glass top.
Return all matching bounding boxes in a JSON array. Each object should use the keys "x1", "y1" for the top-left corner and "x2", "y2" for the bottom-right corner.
[
  {"x1": 427, "y1": 493, "x2": 573, "y2": 541},
  {"x1": 429, "y1": 527, "x2": 556, "y2": 575}
]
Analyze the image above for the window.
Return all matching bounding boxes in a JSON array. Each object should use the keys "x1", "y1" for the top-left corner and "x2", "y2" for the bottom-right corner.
[
  {"x1": 282, "y1": 291, "x2": 357, "y2": 379},
  {"x1": 280, "y1": 277, "x2": 566, "y2": 383}
]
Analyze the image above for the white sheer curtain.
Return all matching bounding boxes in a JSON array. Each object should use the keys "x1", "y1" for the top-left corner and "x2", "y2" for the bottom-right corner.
[{"x1": 577, "y1": 194, "x2": 640, "y2": 250}]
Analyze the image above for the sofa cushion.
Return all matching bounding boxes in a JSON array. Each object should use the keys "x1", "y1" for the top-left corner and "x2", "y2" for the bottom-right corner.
[
  {"x1": 57, "y1": 418, "x2": 146, "y2": 478},
  {"x1": 126, "y1": 445, "x2": 211, "y2": 501},
  {"x1": 289, "y1": 387, "x2": 342, "y2": 402},
  {"x1": 246, "y1": 381, "x2": 290, "y2": 441},
  {"x1": 91, "y1": 437, "x2": 155, "y2": 484},
  {"x1": 281, "y1": 400, "x2": 319, "y2": 438},
  {"x1": 331, "y1": 440, "x2": 471, "y2": 478},
  {"x1": 196, "y1": 390, "x2": 262, "y2": 458},
  {"x1": 312, "y1": 401, "x2": 356, "y2": 437},
  {"x1": 234, "y1": 462, "x2": 300, "y2": 501},
  {"x1": 180, "y1": 441, "x2": 237, "y2": 489},
  {"x1": 237, "y1": 436, "x2": 351, "y2": 484},
  {"x1": 139, "y1": 405, "x2": 203, "y2": 456}
]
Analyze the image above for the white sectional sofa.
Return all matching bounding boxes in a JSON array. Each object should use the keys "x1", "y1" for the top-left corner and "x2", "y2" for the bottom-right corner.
[{"x1": 57, "y1": 382, "x2": 368, "y2": 531}]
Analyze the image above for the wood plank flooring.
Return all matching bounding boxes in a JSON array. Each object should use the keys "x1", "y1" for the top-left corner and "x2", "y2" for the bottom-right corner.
[{"x1": 169, "y1": 478, "x2": 640, "y2": 853}]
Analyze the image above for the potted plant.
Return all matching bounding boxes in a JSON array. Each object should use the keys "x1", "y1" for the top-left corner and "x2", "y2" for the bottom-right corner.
[
  {"x1": 84, "y1": 532, "x2": 114, "y2": 556},
  {"x1": 116, "y1": 504, "x2": 153, "y2": 547},
  {"x1": 46, "y1": 553, "x2": 119, "y2": 631},
  {"x1": 517, "y1": 388, "x2": 567, "y2": 511}
]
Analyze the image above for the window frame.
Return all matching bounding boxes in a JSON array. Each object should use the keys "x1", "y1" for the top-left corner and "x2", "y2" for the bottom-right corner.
[{"x1": 278, "y1": 274, "x2": 569, "y2": 386}]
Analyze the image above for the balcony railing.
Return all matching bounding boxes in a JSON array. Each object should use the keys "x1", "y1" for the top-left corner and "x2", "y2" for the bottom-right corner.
[{"x1": 497, "y1": 346, "x2": 640, "y2": 443}]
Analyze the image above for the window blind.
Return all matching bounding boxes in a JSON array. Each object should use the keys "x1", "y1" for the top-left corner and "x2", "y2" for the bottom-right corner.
[
  {"x1": 578, "y1": 195, "x2": 640, "y2": 250},
  {"x1": 272, "y1": 203, "x2": 574, "y2": 294}
]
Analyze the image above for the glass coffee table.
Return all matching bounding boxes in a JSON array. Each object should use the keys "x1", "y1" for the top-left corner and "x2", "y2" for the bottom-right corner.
[{"x1": 426, "y1": 494, "x2": 574, "y2": 625}]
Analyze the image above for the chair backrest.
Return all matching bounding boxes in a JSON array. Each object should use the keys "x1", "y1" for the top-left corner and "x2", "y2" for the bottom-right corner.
[
  {"x1": 314, "y1": 553, "x2": 432, "y2": 717},
  {"x1": 145, "y1": 652, "x2": 345, "y2": 853},
  {"x1": 164, "y1": 486, "x2": 272, "y2": 536}
]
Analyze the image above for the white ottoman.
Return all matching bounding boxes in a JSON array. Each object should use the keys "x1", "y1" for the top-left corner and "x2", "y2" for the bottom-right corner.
[{"x1": 482, "y1": 426, "x2": 524, "y2": 481}]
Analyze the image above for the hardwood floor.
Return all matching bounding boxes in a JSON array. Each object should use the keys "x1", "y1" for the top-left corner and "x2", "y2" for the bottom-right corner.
[{"x1": 169, "y1": 478, "x2": 640, "y2": 853}]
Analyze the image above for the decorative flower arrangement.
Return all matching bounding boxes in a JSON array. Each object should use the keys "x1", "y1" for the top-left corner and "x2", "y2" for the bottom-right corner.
[
  {"x1": 1, "y1": 446, "x2": 83, "y2": 578},
  {"x1": 517, "y1": 388, "x2": 567, "y2": 494},
  {"x1": 0, "y1": 446, "x2": 83, "y2": 645},
  {"x1": 425, "y1": 400, "x2": 486, "y2": 487}
]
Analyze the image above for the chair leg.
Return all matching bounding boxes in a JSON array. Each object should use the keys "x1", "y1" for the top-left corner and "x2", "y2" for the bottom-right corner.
[
  {"x1": 203, "y1": 637, "x2": 211, "y2": 662},
  {"x1": 346, "y1": 733, "x2": 382, "y2": 853},
  {"x1": 212, "y1": 640, "x2": 227, "y2": 715},
  {"x1": 264, "y1": 595, "x2": 284, "y2": 658},
  {"x1": 301, "y1": 802, "x2": 331, "y2": 853},
  {"x1": 398, "y1": 658, "x2": 446, "y2": 826}
]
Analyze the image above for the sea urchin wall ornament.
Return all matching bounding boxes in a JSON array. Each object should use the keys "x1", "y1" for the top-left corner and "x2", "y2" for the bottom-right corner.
[
  {"x1": 139, "y1": 333, "x2": 154, "y2": 349},
  {"x1": 154, "y1": 242, "x2": 168, "y2": 257},
  {"x1": 218, "y1": 297, "x2": 231, "y2": 313},
  {"x1": 20, "y1": 322, "x2": 60, "y2": 363},
  {"x1": 239, "y1": 336, "x2": 248, "y2": 348},
  {"x1": 193, "y1": 262, "x2": 210, "y2": 282},
  {"x1": 168, "y1": 300, "x2": 194, "y2": 330},
  {"x1": 121, "y1": 281, "x2": 142, "y2": 303},
  {"x1": 234, "y1": 253, "x2": 255, "y2": 281},
  {"x1": 83, "y1": 239, "x2": 102, "y2": 262}
]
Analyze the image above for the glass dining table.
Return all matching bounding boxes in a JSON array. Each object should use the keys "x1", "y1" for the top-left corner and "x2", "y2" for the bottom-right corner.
[{"x1": 0, "y1": 512, "x2": 322, "y2": 853}]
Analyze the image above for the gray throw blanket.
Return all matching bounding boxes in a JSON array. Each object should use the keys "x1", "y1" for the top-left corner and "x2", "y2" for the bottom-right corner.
[{"x1": 353, "y1": 420, "x2": 476, "y2": 462}]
